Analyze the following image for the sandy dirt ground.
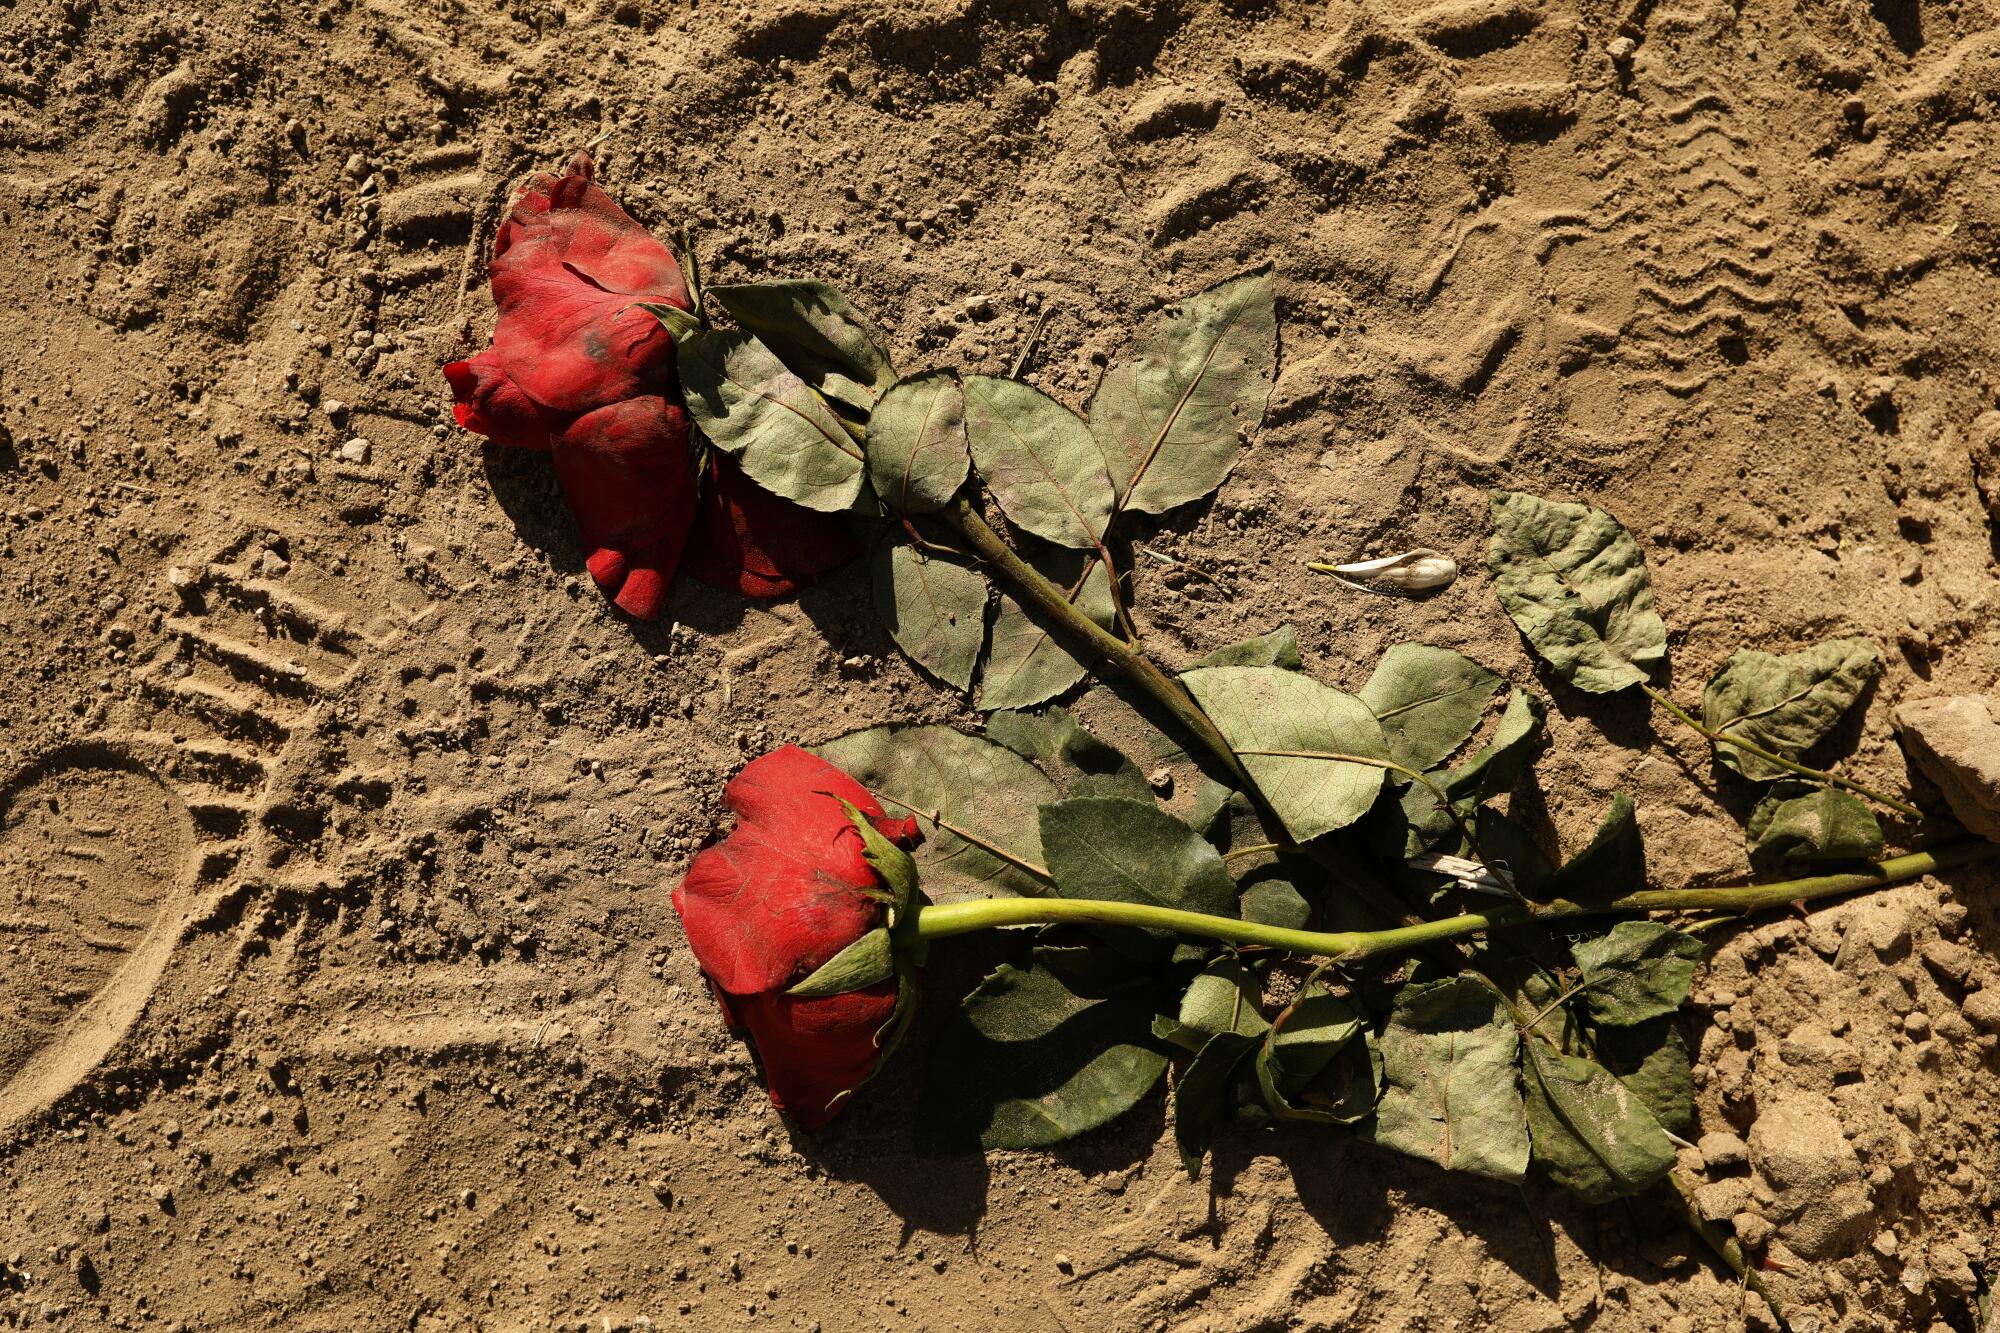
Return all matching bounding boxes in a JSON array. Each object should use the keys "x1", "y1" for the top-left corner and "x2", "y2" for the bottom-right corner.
[{"x1": 4, "y1": 0, "x2": 2000, "y2": 1329}]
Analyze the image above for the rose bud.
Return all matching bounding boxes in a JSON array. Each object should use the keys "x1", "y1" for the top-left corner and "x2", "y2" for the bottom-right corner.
[
  {"x1": 447, "y1": 154, "x2": 855, "y2": 618},
  {"x1": 671, "y1": 746, "x2": 923, "y2": 1128}
]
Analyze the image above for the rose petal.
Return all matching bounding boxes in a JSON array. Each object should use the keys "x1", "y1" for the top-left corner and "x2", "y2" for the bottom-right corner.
[
  {"x1": 488, "y1": 154, "x2": 690, "y2": 415},
  {"x1": 684, "y1": 454, "x2": 861, "y2": 599},
  {"x1": 443, "y1": 349, "x2": 556, "y2": 451},
  {"x1": 729, "y1": 985, "x2": 900, "y2": 1130},
  {"x1": 551, "y1": 396, "x2": 697, "y2": 621},
  {"x1": 671, "y1": 746, "x2": 915, "y2": 996}
]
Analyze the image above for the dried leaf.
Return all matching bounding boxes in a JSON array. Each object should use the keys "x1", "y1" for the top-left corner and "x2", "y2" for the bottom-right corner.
[
  {"x1": 1747, "y1": 782, "x2": 1884, "y2": 860},
  {"x1": 1595, "y1": 1018, "x2": 1695, "y2": 1136},
  {"x1": 870, "y1": 540, "x2": 986, "y2": 692},
  {"x1": 865, "y1": 370, "x2": 970, "y2": 514},
  {"x1": 1175, "y1": 1030, "x2": 1261, "y2": 1178},
  {"x1": 921, "y1": 947, "x2": 1169, "y2": 1150},
  {"x1": 1088, "y1": 266, "x2": 1276, "y2": 515},
  {"x1": 1181, "y1": 665, "x2": 1389, "y2": 843},
  {"x1": 1487, "y1": 490, "x2": 1667, "y2": 694},
  {"x1": 964, "y1": 375, "x2": 1114, "y2": 549},
  {"x1": 1545, "y1": 793, "x2": 1645, "y2": 902},
  {"x1": 708, "y1": 279, "x2": 896, "y2": 414},
  {"x1": 1398, "y1": 688, "x2": 1547, "y2": 855},
  {"x1": 1359, "y1": 644, "x2": 1503, "y2": 776},
  {"x1": 1368, "y1": 977, "x2": 1530, "y2": 1183},
  {"x1": 1521, "y1": 1041, "x2": 1676, "y2": 1203},
  {"x1": 1176, "y1": 958, "x2": 1268, "y2": 1041},
  {"x1": 1700, "y1": 638, "x2": 1881, "y2": 782},
  {"x1": 1040, "y1": 797, "x2": 1239, "y2": 920},
  {"x1": 1571, "y1": 921, "x2": 1702, "y2": 1026},
  {"x1": 677, "y1": 329, "x2": 866, "y2": 512},
  {"x1": 815, "y1": 725, "x2": 1057, "y2": 902},
  {"x1": 983, "y1": 706, "x2": 1152, "y2": 801},
  {"x1": 1190, "y1": 624, "x2": 1303, "y2": 671},
  {"x1": 1238, "y1": 870, "x2": 1311, "y2": 929},
  {"x1": 976, "y1": 551, "x2": 1114, "y2": 712}
]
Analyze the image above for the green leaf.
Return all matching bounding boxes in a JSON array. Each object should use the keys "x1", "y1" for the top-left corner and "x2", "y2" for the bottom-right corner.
[
  {"x1": 1571, "y1": 921, "x2": 1702, "y2": 1026},
  {"x1": 1521, "y1": 1041, "x2": 1677, "y2": 1203},
  {"x1": 1189, "y1": 625, "x2": 1303, "y2": 671},
  {"x1": 1474, "y1": 807, "x2": 1555, "y2": 897},
  {"x1": 677, "y1": 329, "x2": 865, "y2": 512},
  {"x1": 1175, "y1": 1030, "x2": 1260, "y2": 1178},
  {"x1": 1042, "y1": 798, "x2": 1238, "y2": 920},
  {"x1": 1545, "y1": 793, "x2": 1645, "y2": 902},
  {"x1": 787, "y1": 928, "x2": 895, "y2": 997},
  {"x1": 1359, "y1": 644, "x2": 1503, "y2": 776},
  {"x1": 1238, "y1": 870, "x2": 1310, "y2": 930},
  {"x1": 1595, "y1": 1018, "x2": 1695, "y2": 1136},
  {"x1": 1293, "y1": 1038, "x2": 1382, "y2": 1123},
  {"x1": 1368, "y1": 977, "x2": 1531, "y2": 1183},
  {"x1": 815, "y1": 725, "x2": 1057, "y2": 901},
  {"x1": 1257, "y1": 985, "x2": 1373, "y2": 1125},
  {"x1": 921, "y1": 948, "x2": 1169, "y2": 1150},
  {"x1": 1700, "y1": 638, "x2": 1881, "y2": 781},
  {"x1": 1397, "y1": 688, "x2": 1547, "y2": 855},
  {"x1": 707, "y1": 279, "x2": 897, "y2": 414},
  {"x1": 865, "y1": 370, "x2": 970, "y2": 514},
  {"x1": 1088, "y1": 266, "x2": 1276, "y2": 515},
  {"x1": 1442, "y1": 688, "x2": 1547, "y2": 803},
  {"x1": 963, "y1": 375, "x2": 1114, "y2": 549},
  {"x1": 1269, "y1": 979, "x2": 1364, "y2": 1088},
  {"x1": 1747, "y1": 781, "x2": 1884, "y2": 860},
  {"x1": 870, "y1": 540, "x2": 987, "y2": 692},
  {"x1": 976, "y1": 551, "x2": 1113, "y2": 712},
  {"x1": 1181, "y1": 665, "x2": 1390, "y2": 843},
  {"x1": 983, "y1": 706, "x2": 1152, "y2": 801},
  {"x1": 1486, "y1": 490, "x2": 1667, "y2": 694},
  {"x1": 1178, "y1": 956, "x2": 1270, "y2": 1038}
]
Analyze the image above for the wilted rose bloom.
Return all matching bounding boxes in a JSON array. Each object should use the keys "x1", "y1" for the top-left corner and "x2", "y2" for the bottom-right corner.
[
  {"x1": 446, "y1": 153, "x2": 853, "y2": 618},
  {"x1": 671, "y1": 746, "x2": 921, "y2": 1128}
]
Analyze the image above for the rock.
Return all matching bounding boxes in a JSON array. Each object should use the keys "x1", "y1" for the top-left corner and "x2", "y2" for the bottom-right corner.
[
  {"x1": 1895, "y1": 696, "x2": 2000, "y2": 840},
  {"x1": 1970, "y1": 410, "x2": 2000, "y2": 519},
  {"x1": 1748, "y1": 1091, "x2": 1873, "y2": 1259},
  {"x1": 338, "y1": 437, "x2": 372, "y2": 464},
  {"x1": 1694, "y1": 1178, "x2": 1750, "y2": 1223},
  {"x1": 1733, "y1": 1210, "x2": 1775, "y2": 1249},
  {"x1": 1929, "y1": 1241, "x2": 1976, "y2": 1299},
  {"x1": 1961, "y1": 988, "x2": 2000, "y2": 1032},
  {"x1": 1699, "y1": 1130, "x2": 1749, "y2": 1170},
  {"x1": 1123, "y1": 84, "x2": 1224, "y2": 141},
  {"x1": 1777, "y1": 1023, "x2": 1861, "y2": 1089},
  {"x1": 1834, "y1": 897, "x2": 1912, "y2": 970},
  {"x1": 1920, "y1": 937, "x2": 1973, "y2": 984}
]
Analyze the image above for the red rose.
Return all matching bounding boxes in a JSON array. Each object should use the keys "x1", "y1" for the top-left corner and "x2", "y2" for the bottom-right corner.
[
  {"x1": 671, "y1": 745, "x2": 922, "y2": 1128},
  {"x1": 446, "y1": 153, "x2": 855, "y2": 618}
]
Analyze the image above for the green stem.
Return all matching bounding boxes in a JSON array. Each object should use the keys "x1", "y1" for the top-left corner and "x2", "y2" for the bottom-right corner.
[
  {"x1": 913, "y1": 842, "x2": 1996, "y2": 961},
  {"x1": 940, "y1": 497, "x2": 1258, "y2": 795},
  {"x1": 1663, "y1": 1171, "x2": 1792, "y2": 1331},
  {"x1": 1643, "y1": 685, "x2": 1924, "y2": 820}
]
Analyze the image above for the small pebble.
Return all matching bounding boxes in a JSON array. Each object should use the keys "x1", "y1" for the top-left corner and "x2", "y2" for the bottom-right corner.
[{"x1": 338, "y1": 437, "x2": 371, "y2": 464}]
